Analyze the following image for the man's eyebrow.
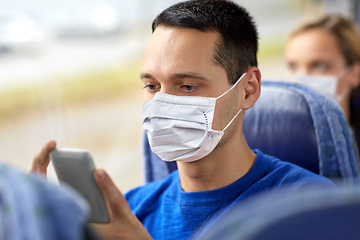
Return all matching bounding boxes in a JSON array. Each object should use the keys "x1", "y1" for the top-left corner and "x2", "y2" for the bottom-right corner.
[
  {"x1": 170, "y1": 72, "x2": 208, "y2": 80},
  {"x1": 140, "y1": 72, "x2": 154, "y2": 80},
  {"x1": 140, "y1": 72, "x2": 208, "y2": 81}
]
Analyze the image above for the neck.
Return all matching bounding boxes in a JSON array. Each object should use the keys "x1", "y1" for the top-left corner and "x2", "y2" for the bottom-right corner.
[{"x1": 177, "y1": 133, "x2": 256, "y2": 192}]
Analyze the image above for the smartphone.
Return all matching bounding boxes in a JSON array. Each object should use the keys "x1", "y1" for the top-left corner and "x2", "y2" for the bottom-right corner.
[{"x1": 50, "y1": 148, "x2": 110, "y2": 223}]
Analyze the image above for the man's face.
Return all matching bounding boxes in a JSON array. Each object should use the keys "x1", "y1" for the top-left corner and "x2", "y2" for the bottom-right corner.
[{"x1": 140, "y1": 26, "x2": 241, "y2": 131}]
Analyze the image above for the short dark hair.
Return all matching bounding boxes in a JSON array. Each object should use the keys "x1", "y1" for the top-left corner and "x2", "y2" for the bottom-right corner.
[{"x1": 152, "y1": 0, "x2": 258, "y2": 84}]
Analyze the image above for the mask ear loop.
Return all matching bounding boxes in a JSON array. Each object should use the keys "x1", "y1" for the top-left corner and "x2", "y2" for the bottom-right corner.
[
  {"x1": 334, "y1": 66, "x2": 353, "y2": 102},
  {"x1": 216, "y1": 72, "x2": 247, "y2": 132},
  {"x1": 222, "y1": 108, "x2": 242, "y2": 132},
  {"x1": 216, "y1": 72, "x2": 247, "y2": 99}
]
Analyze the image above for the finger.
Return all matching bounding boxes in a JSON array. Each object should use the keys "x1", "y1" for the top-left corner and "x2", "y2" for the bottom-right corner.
[
  {"x1": 94, "y1": 169, "x2": 133, "y2": 221},
  {"x1": 30, "y1": 140, "x2": 56, "y2": 173},
  {"x1": 90, "y1": 224, "x2": 109, "y2": 239}
]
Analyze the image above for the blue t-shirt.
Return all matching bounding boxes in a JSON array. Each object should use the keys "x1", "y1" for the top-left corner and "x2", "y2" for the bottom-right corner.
[{"x1": 125, "y1": 150, "x2": 335, "y2": 240}]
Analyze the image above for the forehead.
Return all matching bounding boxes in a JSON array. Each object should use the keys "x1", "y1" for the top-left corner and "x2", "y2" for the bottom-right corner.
[
  {"x1": 142, "y1": 26, "x2": 221, "y2": 75},
  {"x1": 285, "y1": 29, "x2": 345, "y2": 64},
  {"x1": 147, "y1": 26, "x2": 220, "y2": 53}
]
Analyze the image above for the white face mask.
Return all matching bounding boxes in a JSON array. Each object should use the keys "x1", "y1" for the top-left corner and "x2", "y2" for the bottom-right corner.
[
  {"x1": 292, "y1": 74, "x2": 338, "y2": 99},
  {"x1": 291, "y1": 69, "x2": 350, "y2": 102},
  {"x1": 142, "y1": 73, "x2": 246, "y2": 163}
]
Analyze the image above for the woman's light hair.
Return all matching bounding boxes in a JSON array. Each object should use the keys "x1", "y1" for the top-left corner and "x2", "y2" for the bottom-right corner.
[{"x1": 289, "y1": 15, "x2": 360, "y2": 67}]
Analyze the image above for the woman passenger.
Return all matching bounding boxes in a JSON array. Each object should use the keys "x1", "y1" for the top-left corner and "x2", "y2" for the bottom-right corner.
[{"x1": 285, "y1": 15, "x2": 360, "y2": 151}]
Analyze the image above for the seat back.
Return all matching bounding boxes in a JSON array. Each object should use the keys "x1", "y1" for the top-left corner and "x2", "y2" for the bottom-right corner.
[
  {"x1": 244, "y1": 82, "x2": 319, "y2": 174},
  {"x1": 0, "y1": 162, "x2": 93, "y2": 240},
  {"x1": 143, "y1": 81, "x2": 359, "y2": 183},
  {"x1": 195, "y1": 186, "x2": 360, "y2": 240}
]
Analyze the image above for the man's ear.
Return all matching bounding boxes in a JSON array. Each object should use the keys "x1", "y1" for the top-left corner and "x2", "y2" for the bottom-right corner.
[{"x1": 240, "y1": 66, "x2": 261, "y2": 110}]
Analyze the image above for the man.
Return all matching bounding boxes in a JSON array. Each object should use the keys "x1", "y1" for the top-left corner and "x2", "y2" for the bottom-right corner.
[{"x1": 32, "y1": 1, "x2": 335, "y2": 239}]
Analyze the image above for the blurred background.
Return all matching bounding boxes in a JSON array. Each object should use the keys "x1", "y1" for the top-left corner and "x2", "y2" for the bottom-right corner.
[{"x1": 0, "y1": 0, "x2": 357, "y2": 192}]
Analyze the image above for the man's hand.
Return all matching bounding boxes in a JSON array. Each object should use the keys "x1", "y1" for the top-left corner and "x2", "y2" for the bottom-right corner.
[
  {"x1": 30, "y1": 140, "x2": 56, "y2": 175},
  {"x1": 31, "y1": 141, "x2": 151, "y2": 239},
  {"x1": 92, "y1": 169, "x2": 153, "y2": 240}
]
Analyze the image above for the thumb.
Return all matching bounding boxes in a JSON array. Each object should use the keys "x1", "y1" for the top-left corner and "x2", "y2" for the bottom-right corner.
[
  {"x1": 30, "y1": 140, "x2": 56, "y2": 174},
  {"x1": 94, "y1": 169, "x2": 133, "y2": 221}
]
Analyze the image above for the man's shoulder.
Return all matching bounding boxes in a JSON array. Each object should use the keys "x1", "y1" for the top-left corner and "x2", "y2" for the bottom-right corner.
[{"x1": 253, "y1": 150, "x2": 335, "y2": 190}]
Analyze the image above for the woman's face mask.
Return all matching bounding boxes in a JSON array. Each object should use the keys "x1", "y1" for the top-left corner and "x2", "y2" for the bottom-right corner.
[
  {"x1": 292, "y1": 74, "x2": 338, "y2": 99},
  {"x1": 291, "y1": 68, "x2": 350, "y2": 102}
]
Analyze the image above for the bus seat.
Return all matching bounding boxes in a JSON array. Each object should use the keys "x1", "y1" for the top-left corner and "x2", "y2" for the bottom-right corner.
[
  {"x1": 143, "y1": 81, "x2": 359, "y2": 184},
  {"x1": 0, "y1": 162, "x2": 99, "y2": 240},
  {"x1": 196, "y1": 186, "x2": 360, "y2": 240}
]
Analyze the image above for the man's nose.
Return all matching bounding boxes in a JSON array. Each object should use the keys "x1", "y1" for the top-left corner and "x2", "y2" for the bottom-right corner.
[{"x1": 160, "y1": 85, "x2": 176, "y2": 95}]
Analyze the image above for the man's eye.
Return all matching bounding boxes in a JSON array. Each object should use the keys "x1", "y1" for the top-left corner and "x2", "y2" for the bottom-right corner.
[
  {"x1": 182, "y1": 85, "x2": 197, "y2": 92},
  {"x1": 144, "y1": 85, "x2": 159, "y2": 91}
]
